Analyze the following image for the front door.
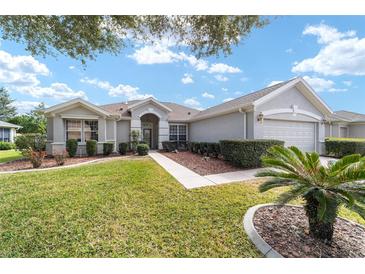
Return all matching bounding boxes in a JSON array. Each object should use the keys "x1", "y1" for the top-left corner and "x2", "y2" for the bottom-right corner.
[{"x1": 143, "y1": 128, "x2": 152, "y2": 148}]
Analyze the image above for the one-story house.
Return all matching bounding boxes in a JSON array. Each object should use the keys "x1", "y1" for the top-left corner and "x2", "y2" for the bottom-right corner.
[
  {"x1": 43, "y1": 77, "x2": 364, "y2": 155},
  {"x1": 0, "y1": 121, "x2": 22, "y2": 143}
]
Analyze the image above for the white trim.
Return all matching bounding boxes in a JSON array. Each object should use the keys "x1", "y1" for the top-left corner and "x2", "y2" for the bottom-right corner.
[
  {"x1": 138, "y1": 109, "x2": 162, "y2": 119},
  {"x1": 261, "y1": 108, "x2": 322, "y2": 121},
  {"x1": 253, "y1": 77, "x2": 333, "y2": 116},
  {"x1": 60, "y1": 114, "x2": 100, "y2": 120},
  {"x1": 114, "y1": 120, "x2": 117, "y2": 152},
  {"x1": 128, "y1": 97, "x2": 172, "y2": 112},
  {"x1": 168, "y1": 123, "x2": 188, "y2": 142},
  {"x1": 44, "y1": 98, "x2": 112, "y2": 117}
]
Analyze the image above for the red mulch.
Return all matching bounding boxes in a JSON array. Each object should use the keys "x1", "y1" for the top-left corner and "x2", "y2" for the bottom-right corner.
[
  {"x1": 160, "y1": 151, "x2": 242, "y2": 175},
  {"x1": 253, "y1": 205, "x2": 365, "y2": 258},
  {"x1": 0, "y1": 153, "x2": 130, "y2": 172}
]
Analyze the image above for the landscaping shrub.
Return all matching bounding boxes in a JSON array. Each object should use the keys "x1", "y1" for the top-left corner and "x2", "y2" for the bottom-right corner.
[
  {"x1": 192, "y1": 142, "x2": 200, "y2": 154},
  {"x1": 86, "y1": 140, "x2": 97, "y2": 156},
  {"x1": 0, "y1": 141, "x2": 15, "y2": 150},
  {"x1": 15, "y1": 134, "x2": 46, "y2": 151},
  {"x1": 162, "y1": 141, "x2": 188, "y2": 152},
  {"x1": 24, "y1": 148, "x2": 47, "y2": 168},
  {"x1": 220, "y1": 139, "x2": 284, "y2": 168},
  {"x1": 325, "y1": 138, "x2": 365, "y2": 158},
  {"x1": 66, "y1": 139, "x2": 78, "y2": 157},
  {"x1": 103, "y1": 142, "x2": 114, "y2": 156},
  {"x1": 207, "y1": 142, "x2": 221, "y2": 157},
  {"x1": 130, "y1": 130, "x2": 140, "y2": 152},
  {"x1": 118, "y1": 142, "x2": 128, "y2": 155},
  {"x1": 137, "y1": 143, "x2": 149, "y2": 156},
  {"x1": 54, "y1": 150, "x2": 67, "y2": 166}
]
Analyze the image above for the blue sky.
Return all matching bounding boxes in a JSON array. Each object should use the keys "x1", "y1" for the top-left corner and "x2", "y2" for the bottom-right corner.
[{"x1": 1, "y1": 16, "x2": 365, "y2": 113}]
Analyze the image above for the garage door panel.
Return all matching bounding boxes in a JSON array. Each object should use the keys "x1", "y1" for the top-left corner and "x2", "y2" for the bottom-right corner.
[{"x1": 263, "y1": 120, "x2": 315, "y2": 152}]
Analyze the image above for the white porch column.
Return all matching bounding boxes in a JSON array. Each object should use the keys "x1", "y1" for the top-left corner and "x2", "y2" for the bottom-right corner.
[{"x1": 158, "y1": 120, "x2": 169, "y2": 149}]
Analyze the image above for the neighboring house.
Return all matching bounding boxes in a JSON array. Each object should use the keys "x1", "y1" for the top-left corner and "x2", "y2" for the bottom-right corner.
[
  {"x1": 0, "y1": 121, "x2": 21, "y2": 143},
  {"x1": 43, "y1": 77, "x2": 360, "y2": 156},
  {"x1": 325, "y1": 110, "x2": 365, "y2": 138}
]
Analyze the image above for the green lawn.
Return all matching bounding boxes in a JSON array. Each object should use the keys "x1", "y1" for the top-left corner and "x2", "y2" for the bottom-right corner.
[
  {"x1": 0, "y1": 149, "x2": 23, "y2": 163},
  {"x1": 0, "y1": 158, "x2": 363, "y2": 257}
]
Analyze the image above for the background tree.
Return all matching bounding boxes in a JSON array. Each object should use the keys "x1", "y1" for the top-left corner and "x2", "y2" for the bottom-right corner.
[
  {"x1": 0, "y1": 87, "x2": 16, "y2": 120},
  {"x1": 7, "y1": 102, "x2": 47, "y2": 134},
  {"x1": 0, "y1": 16, "x2": 268, "y2": 64}
]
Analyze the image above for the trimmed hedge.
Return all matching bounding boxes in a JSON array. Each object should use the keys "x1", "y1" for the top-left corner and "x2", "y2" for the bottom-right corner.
[
  {"x1": 15, "y1": 134, "x2": 46, "y2": 151},
  {"x1": 220, "y1": 139, "x2": 284, "y2": 168},
  {"x1": 86, "y1": 140, "x2": 97, "y2": 156},
  {"x1": 103, "y1": 142, "x2": 114, "y2": 156},
  {"x1": 0, "y1": 141, "x2": 15, "y2": 150},
  {"x1": 188, "y1": 142, "x2": 221, "y2": 157},
  {"x1": 66, "y1": 139, "x2": 78, "y2": 157},
  {"x1": 118, "y1": 142, "x2": 128, "y2": 155},
  {"x1": 137, "y1": 143, "x2": 149, "y2": 156},
  {"x1": 325, "y1": 138, "x2": 365, "y2": 158},
  {"x1": 162, "y1": 141, "x2": 187, "y2": 152}
]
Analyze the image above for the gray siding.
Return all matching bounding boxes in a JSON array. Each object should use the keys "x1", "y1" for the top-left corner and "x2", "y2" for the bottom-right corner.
[
  {"x1": 117, "y1": 120, "x2": 130, "y2": 143},
  {"x1": 349, "y1": 124, "x2": 365, "y2": 138},
  {"x1": 189, "y1": 111, "x2": 245, "y2": 142}
]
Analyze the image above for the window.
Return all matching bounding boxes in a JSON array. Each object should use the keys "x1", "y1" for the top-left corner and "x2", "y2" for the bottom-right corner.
[
  {"x1": 65, "y1": 120, "x2": 99, "y2": 142},
  {"x1": 66, "y1": 120, "x2": 82, "y2": 142},
  {"x1": 0, "y1": 128, "x2": 10, "y2": 142},
  {"x1": 84, "y1": 121, "x2": 98, "y2": 141},
  {"x1": 169, "y1": 124, "x2": 187, "y2": 141},
  {"x1": 169, "y1": 125, "x2": 178, "y2": 141}
]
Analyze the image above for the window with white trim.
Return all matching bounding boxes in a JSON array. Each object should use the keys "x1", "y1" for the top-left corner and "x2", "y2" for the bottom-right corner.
[
  {"x1": 0, "y1": 128, "x2": 10, "y2": 142},
  {"x1": 84, "y1": 120, "x2": 98, "y2": 141},
  {"x1": 169, "y1": 124, "x2": 187, "y2": 141},
  {"x1": 65, "y1": 120, "x2": 98, "y2": 142}
]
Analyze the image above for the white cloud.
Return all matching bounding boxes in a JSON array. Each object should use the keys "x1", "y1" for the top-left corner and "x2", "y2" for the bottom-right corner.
[
  {"x1": 293, "y1": 23, "x2": 365, "y2": 76},
  {"x1": 221, "y1": 88, "x2": 228, "y2": 92},
  {"x1": 343, "y1": 80, "x2": 352, "y2": 86},
  {"x1": 179, "y1": 53, "x2": 209, "y2": 71},
  {"x1": 303, "y1": 23, "x2": 356, "y2": 44},
  {"x1": 303, "y1": 75, "x2": 347, "y2": 92},
  {"x1": 0, "y1": 50, "x2": 49, "y2": 87},
  {"x1": 214, "y1": 75, "x2": 229, "y2": 82},
  {"x1": 181, "y1": 73, "x2": 194, "y2": 84},
  {"x1": 202, "y1": 92, "x2": 215, "y2": 99},
  {"x1": 234, "y1": 91, "x2": 243, "y2": 95},
  {"x1": 286, "y1": 48, "x2": 294, "y2": 54},
  {"x1": 208, "y1": 63, "x2": 241, "y2": 74},
  {"x1": 81, "y1": 77, "x2": 153, "y2": 100},
  {"x1": 16, "y1": 83, "x2": 88, "y2": 100},
  {"x1": 128, "y1": 43, "x2": 182, "y2": 65},
  {"x1": 11, "y1": 101, "x2": 43, "y2": 114},
  {"x1": 267, "y1": 80, "x2": 283, "y2": 87},
  {"x1": 69, "y1": 65, "x2": 75, "y2": 70},
  {"x1": 223, "y1": 97, "x2": 234, "y2": 102},
  {"x1": 184, "y1": 97, "x2": 201, "y2": 107}
]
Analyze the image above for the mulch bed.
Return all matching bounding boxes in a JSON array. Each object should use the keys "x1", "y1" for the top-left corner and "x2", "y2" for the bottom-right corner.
[
  {"x1": 253, "y1": 205, "x2": 365, "y2": 258},
  {"x1": 160, "y1": 151, "x2": 242, "y2": 176},
  {"x1": 0, "y1": 153, "x2": 130, "y2": 172}
]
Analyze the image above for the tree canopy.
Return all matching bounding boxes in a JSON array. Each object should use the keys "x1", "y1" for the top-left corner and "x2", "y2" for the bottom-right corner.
[
  {"x1": 0, "y1": 87, "x2": 16, "y2": 120},
  {"x1": 0, "y1": 16, "x2": 267, "y2": 64}
]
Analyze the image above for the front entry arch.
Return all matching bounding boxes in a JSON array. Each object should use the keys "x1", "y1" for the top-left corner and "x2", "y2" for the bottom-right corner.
[{"x1": 140, "y1": 113, "x2": 159, "y2": 149}]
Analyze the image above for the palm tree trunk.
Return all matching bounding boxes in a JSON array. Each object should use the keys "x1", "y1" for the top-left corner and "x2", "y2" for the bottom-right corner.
[{"x1": 304, "y1": 196, "x2": 335, "y2": 244}]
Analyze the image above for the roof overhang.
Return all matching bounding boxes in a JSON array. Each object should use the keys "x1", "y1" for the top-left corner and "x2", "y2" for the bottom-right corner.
[
  {"x1": 128, "y1": 97, "x2": 172, "y2": 112},
  {"x1": 253, "y1": 77, "x2": 333, "y2": 118},
  {"x1": 44, "y1": 98, "x2": 113, "y2": 118}
]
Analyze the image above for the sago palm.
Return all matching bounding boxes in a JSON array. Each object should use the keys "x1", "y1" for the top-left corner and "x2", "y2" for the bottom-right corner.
[{"x1": 256, "y1": 145, "x2": 365, "y2": 243}]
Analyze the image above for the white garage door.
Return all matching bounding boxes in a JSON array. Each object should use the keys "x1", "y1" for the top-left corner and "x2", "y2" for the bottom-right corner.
[{"x1": 263, "y1": 119, "x2": 316, "y2": 152}]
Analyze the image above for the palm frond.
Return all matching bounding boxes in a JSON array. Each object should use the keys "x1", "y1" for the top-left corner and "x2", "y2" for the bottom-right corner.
[{"x1": 258, "y1": 178, "x2": 293, "y2": 192}]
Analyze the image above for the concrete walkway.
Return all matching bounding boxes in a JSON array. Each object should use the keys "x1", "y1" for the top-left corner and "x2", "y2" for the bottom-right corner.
[
  {"x1": 149, "y1": 152, "x2": 338, "y2": 190},
  {"x1": 148, "y1": 151, "x2": 216, "y2": 189}
]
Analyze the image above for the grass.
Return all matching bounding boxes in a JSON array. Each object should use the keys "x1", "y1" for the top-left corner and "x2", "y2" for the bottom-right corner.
[
  {"x1": 0, "y1": 149, "x2": 23, "y2": 163},
  {"x1": 326, "y1": 137, "x2": 365, "y2": 142},
  {"x1": 0, "y1": 158, "x2": 363, "y2": 257}
]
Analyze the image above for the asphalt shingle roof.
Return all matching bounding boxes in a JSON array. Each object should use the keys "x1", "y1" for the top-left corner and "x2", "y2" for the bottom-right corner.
[
  {"x1": 0, "y1": 121, "x2": 21, "y2": 128},
  {"x1": 330, "y1": 110, "x2": 365, "y2": 122}
]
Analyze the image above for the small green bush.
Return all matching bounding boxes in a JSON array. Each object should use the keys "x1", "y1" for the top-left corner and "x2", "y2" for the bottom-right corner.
[
  {"x1": 86, "y1": 140, "x2": 97, "y2": 156},
  {"x1": 325, "y1": 138, "x2": 365, "y2": 158},
  {"x1": 118, "y1": 142, "x2": 128, "y2": 155},
  {"x1": 103, "y1": 142, "x2": 114, "y2": 156},
  {"x1": 162, "y1": 141, "x2": 188, "y2": 152},
  {"x1": 137, "y1": 143, "x2": 149, "y2": 156},
  {"x1": 66, "y1": 139, "x2": 78, "y2": 157},
  {"x1": 0, "y1": 141, "x2": 15, "y2": 150},
  {"x1": 220, "y1": 139, "x2": 284, "y2": 168},
  {"x1": 207, "y1": 142, "x2": 221, "y2": 157}
]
